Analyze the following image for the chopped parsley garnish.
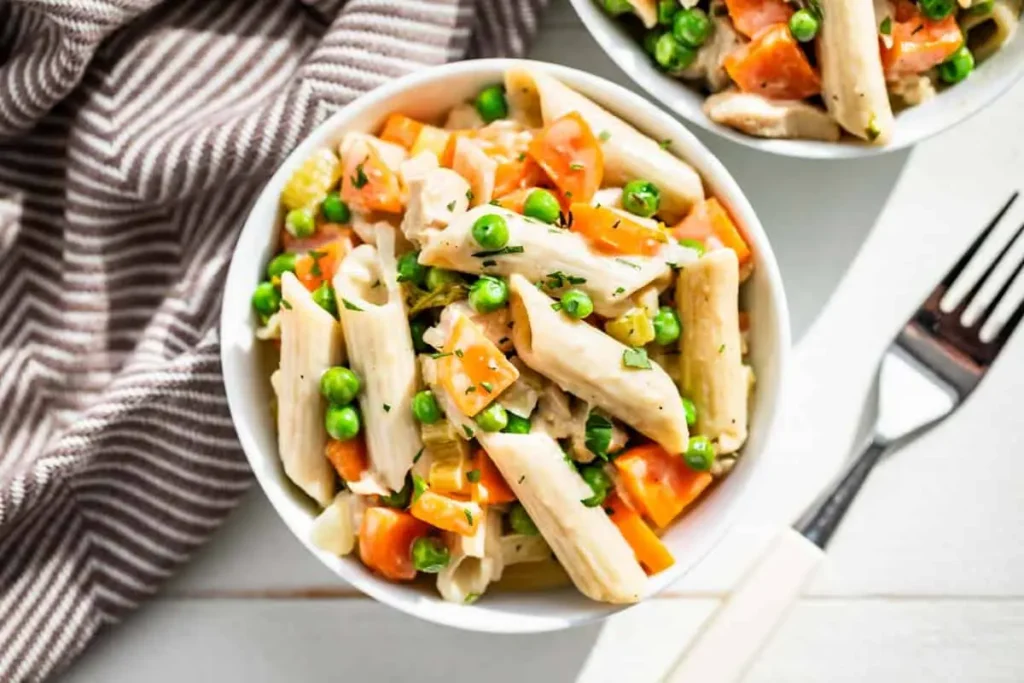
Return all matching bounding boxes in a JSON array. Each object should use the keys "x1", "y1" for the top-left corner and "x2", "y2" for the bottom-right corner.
[
  {"x1": 413, "y1": 447, "x2": 424, "y2": 464},
  {"x1": 464, "y1": 592, "x2": 480, "y2": 604},
  {"x1": 371, "y1": 279, "x2": 382, "y2": 288},
  {"x1": 455, "y1": 349, "x2": 464, "y2": 358},
  {"x1": 518, "y1": 475, "x2": 526, "y2": 484},
  {"x1": 551, "y1": 302, "x2": 563, "y2": 312},
  {"x1": 431, "y1": 351, "x2": 452, "y2": 359},
  {"x1": 280, "y1": 299, "x2": 293, "y2": 310},
  {"x1": 464, "y1": 509, "x2": 474, "y2": 525},
  {"x1": 447, "y1": 200, "x2": 456, "y2": 211},
  {"x1": 865, "y1": 115, "x2": 882, "y2": 141},
  {"x1": 383, "y1": 404, "x2": 391, "y2": 412},
  {"x1": 879, "y1": 16, "x2": 892, "y2": 35},
  {"x1": 480, "y1": 381, "x2": 494, "y2": 393},
  {"x1": 622, "y1": 347, "x2": 652, "y2": 370},
  {"x1": 462, "y1": 425, "x2": 474, "y2": 438},
  {"x1": 598, "y1": 130, "x2": 611, "y2": 142},
  {"x1": 466, "y1": 469, "x2": 481, "y2": 483},
  {"x1": 466, "y1": 189, "x2": 475, "y2": 202},
  {"x1": 351, "y1": 163, "x2": 368, "y2": 189},
  {"x1": 471, "y1": 245, "x2": 525, "y2": 258},
  {"x1": 543, "y1": 271, "x2": 587, "y2": 290},
  {"x1": 517, "y1": 152, "x2": 526, "y2": 162},
  {"x1": 465, "y1": 385, "x2": 477, "y2": 394},
  {"x1": 584, "y1": 412, "x2": 613, "y2": 460},
  {"x1": 308, "y1": 249, "x2": 327, "y2": 277},
  {"x1": 489, "y1": 199, "x2": 500, "y2": 206},
  {"x1": 659, "y1": 139, "x2": 672, "y2": 150},
  {"x1": 482, "y1": 259, "x2": 497, "y2": 267},
  {"x1": 613, "y1": 287, "x2": 625, "y2": 295},
  {"x1": 615, "y1": 257, "x2": 641, "y2": 270},
  {"x1": 718, "y1": 343, "x2": 726, "y2": 354},
  {"x1": 342, "y1": 298, "x2": 363, "y2": 311},
  {"x1": 569, "y1": 161, "x2": 585, "y2": 171},
  {"x1": 412, "y1": 474, "x2": 428, "y2": 504}
]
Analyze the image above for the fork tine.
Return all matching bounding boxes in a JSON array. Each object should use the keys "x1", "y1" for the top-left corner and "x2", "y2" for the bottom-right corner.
[
  {"x1": 975, "y1": 250, "x2": 1024, "y2": 330},
  {"x1": 955, "y1": 218, "x2": 1024, "y2": 314},
  {"x1": 938, "y1": 192, "x2": 1018, "y2": 291},
  {"x1": 992, "y1": 265, "x2": 1024, "y2": 350}
]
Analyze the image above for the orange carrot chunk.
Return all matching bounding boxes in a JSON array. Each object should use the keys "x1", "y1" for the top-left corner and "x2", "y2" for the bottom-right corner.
[
  {"x1": 570, "y1": 203, "x2": 667, "y2": 257},
  {"x1": 341, "y1": 146, "x2": 404, "y2": 214},
  {"x1": 724, "y1": 23, "x2": 821, "y2": 101},
  {"x1": 359, "y1": 507, "x2": 431, "y2": 581},
  {"x1": 325, "y1": 437, "x2": 368, "y2": 483},
  {"x1": 724, "y1": 0, "x2": 794, "y2": 38},
  {"x1": 493, "y1": 188, "x2": 535, "y2": 214},
  {"x1": 410, "y1": 490, "x2": 481, "y2": 536},
  {"x1": 614, "y1": 443, "x2": 714, "y2": 529},
  {"x1": 528, "y1": 112, "x2": 604, "y2": 204},
  {"x1": 607, "y1": 493, "x2": 675, "y2": 575},
  {"x1": 672, "y1": 198, "x2": 752, "y2": 270},
  {"x1": 294, "y1": 236, "x2": 353, "y2": 291},
  {"x1": 379, "y1": 113, "x2": 425, "y2": 151},
  {"x1": 439, "y1": 316, "x2": 519, "y2": 417},
  {"x1": 881, "y1": 0, "x2": 963, "y2": 80},
  {"x1": 471, "y1": 449, "x2": 516, "y2": 506}
]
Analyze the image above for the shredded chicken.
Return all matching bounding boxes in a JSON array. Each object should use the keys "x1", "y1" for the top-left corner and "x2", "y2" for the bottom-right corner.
[
  {"x1": 704, "y1": 90, "x2": 841, "y2": 142},
  {"x1": 400, "y1": 167, "x2": 471, "y2": 243},
  {"x1": 679, "y1": 1, "x2": 746, "y2": 93}
]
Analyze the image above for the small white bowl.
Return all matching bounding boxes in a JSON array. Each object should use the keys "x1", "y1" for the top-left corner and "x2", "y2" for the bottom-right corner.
[
  {"x1": 568, "y1": 0, "x2": 1024, "y2": 158},
  {"x1": 220, "y1": 58, "x2": 791, "y2": 633}
]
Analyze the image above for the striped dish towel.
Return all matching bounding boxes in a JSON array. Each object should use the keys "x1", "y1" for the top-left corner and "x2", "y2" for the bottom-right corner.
[{"x1": 0, "y1": 0, "x2": 547, "y2": 680}]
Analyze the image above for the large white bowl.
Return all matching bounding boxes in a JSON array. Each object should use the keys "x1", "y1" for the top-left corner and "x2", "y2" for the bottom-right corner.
[
  {"x1": 220, "y1": 58, "x2": 791, "y2": 633},
  {"x1": 568, "y1": 0, "x2": 1024, "y2": 158}
]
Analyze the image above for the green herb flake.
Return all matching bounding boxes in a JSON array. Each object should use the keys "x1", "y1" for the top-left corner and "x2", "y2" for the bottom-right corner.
[
  {"x1": 342, "y1": 298, "x2": 364, "y2": 311},
  {"x1": 383, "y1": 404, "x2": 391, "y2": 413},
  {"x1": 659, "y1": 138, "x2": 672, "y2": 150},
  {"x1": 622, "y1": 347, "x2": 652, "y2": 370},
  {"x1": 585, "y1": 412, "x2": 613, "y2": 460},
  {"x1": 412, "y1": 474, "x2": 429, "y2": 504},
  {"x1": 413, "y1": 447, "x2": 424, "y2": 464},
  {"x1": 518, "y1": 475, "x2": 526, "y2": 484},
  {"x1": 447, "y1": 200, "x2": 456, "y2": 211},
  {"x1": 614, "y1": 287, "x2": 625, "y2": 295},
  {"x1": 598, "y1": 130, "x2": 611, "y2": 142},
  {"x1": 308, "y1": 248, "x2": 327, "y2": 278},
  {"x1": 465, "y1": 385, "x2": 477, "y2": 394},
  {"x1": 464, "y1": 509, "x2": 474, "y2": 526},
  {"x1": 480, "y1": 381, "x2": 494, "y2": 393},
  {"x1": 462, "y1": 425, "x2": 474, "y2": 438},
  {"x1": 472, "y1": 245, "x2": 525, "y2": 258},
  {"x1": 482, "y1": 259, "x2": 497, "y2": 267},
  {"x1": 517, "y1": 152, "x2": 527, "y2": 162},
  {"x1": 615, "y1": 258, "x2": 641, "y2": 270},
  {"x1": 464, "y1": 592, "x2": 480, "y2": 604},
  {"x1": 551, "y1": 302, "x2": 563, "y2": 312},
  {"x1": 466, "y1": 189, "x2": 475, "y2": 202},
  {"x1": 865, "y1": 114, "x2": 881, "y2": 141},
  {"x1": 352, "y1": 163, "x2": 368, "y2": 189},
  {"x1": 569, "y1": 161, "x2": 585, "y2": 171},
  {"x1": 280, "y1": 299, "x2": 293, "y2": 310},
  {"x1": 879, "y1": 16, "x2": 892, "y2": 35},
  {"x1": 455, "y1": 349, "x2": 464, "y2": 358},
  {"x1": 718, "y1": 343, "x2": 726, "y2": 354},
  {"x1": 466, "y1": 469, "x2": 482, "y2": 483},
  {"x1": 431, "y1": 351, "x2": 453, "y2": 359}
]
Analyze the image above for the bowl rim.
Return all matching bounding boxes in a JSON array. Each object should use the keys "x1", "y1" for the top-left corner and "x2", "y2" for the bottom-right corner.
[
  {"x1": 220, "y1": 57, "x2": 792, "y2": 633},
  {"x1": 566, "y1": 0, "x2": 1024, "y2": 159}
]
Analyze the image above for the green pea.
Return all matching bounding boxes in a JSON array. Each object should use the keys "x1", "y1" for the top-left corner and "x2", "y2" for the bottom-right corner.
[
  {"x1": 643, "y1": 31, "x2": 663, "y2": 57},
  {"x1": 425, "y1": 267, "x2": 462, "y2": 292},
  {"x1": 938, "y1": 46, "x2": 975, "y2": 84},
  {"x1": 560, "y1": 289, "x2": 594, "y2": 319},
  {"x1": 410, "y1": 317, "x2": 430, "y2": 353},
  {"x1": 251, "y1": 281, "x2": 281, "y2": 319},
  {"x1": 320, "y1": 367, "x2": 361, "y2": 405},
  {"x1": 475, "y1": 85, "x2": 509, "y2": 124},
  {"x1": 325, "y1": 404, "x2": 360, "y2": 441},
  {"x1": 788, "y1": 8, "x2": 820, "y2": 42},
  {"x1": 312, "y1": 281, "x2": 338, "y2": 318},
  {"x1": 474, "y1": 402, "x2": 508, "y2": 433},
  {"x1": 267, "y1": 252, "x2": 298, "y2": 279},
  {"x1": 622, "y1": 179, "x2": 661, "y2": 218},
  {"x1": 412, "y1": 390, "x2": 443, "y2": 424},
  {"x1": 657, "y1": 0, "x2": 679, "y2": 26},
  {"x1": 602, "y1": 0, "x2": 634, "y2": 16},
  {"x1": 919, "y1": 0, "x2": 955, "y2": 19},
  {"x1": 681, "y1": 397, "x2": 698, "y2": 427},
  {"x1": 468, "y1": 276, "x2": 509, "y2": 314},
  {"x1": 580, "y1": 465, "x2": 613, "y2": 507},
  {"x1": 684, "y1": 435, "x2": 716, "y2": 472},
  {"x1": 653, "y1": 306, "x2": 681, "y2": 345},
  {"x1": 679, "y1": 238, "x2": 706, "y2": 256},
  {"x1": 654, "y1": 33, "x2": 697, "y2": 73},
  {"x1": 411, "y1": 536, "x2": 450, "y2": 573},
  {"x1": 508, "y1": 502, "x2": 539, "y2": 536},
  {"x1": 471, "y1": 213, "x2": 510, "y2": 250},
  {"x1": 673, "y1": 8, "x2": 712, "y2": 49},
  {"x1": 523, "y1": 189, "x2": 562, "y2": 225},
  {"x1": 285, "y1": 207, "x2": 316, "y2": 239},
  {"x1": 504, "y1": 413, "x2": 531, "y2": 434},
  {"x1": 320, "y1": 191, "x2": 350, "y2": 224},
  {"x1": 380, "y1": 476, "x2": 411, "y2": 508},
  {"x1": 397, "y1": 250, "x2": 428, "y2": 287}
]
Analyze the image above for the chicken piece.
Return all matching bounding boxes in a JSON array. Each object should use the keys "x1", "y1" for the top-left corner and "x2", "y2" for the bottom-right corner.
[
  {"x1": 444, "y1": 102, "x2": 486, "y2": 131},
  {"x1": 422, "y1": 301, "x2": 512, "y2": 354},
  {"x1": 451, "y1": 137, "x2": 497, "y2": 207},
  {"x1": 400, "y1": 168, "x2": 471, "y2": 243},
  {"x1": 534, "y1": 382, "x2": 574, "y2": 440},
  {"x1": 888, "y1": 74, "x2": 937, "y2": 109},
  {"x1": 704, "y1": 90, "x2": 841, "y2": 142},
  {"x1": 399, "y1": 151, "x2": 440, "y2": 188},
  {"x1": 680, "y1": 1, "x2": 746, "y2": 93}
]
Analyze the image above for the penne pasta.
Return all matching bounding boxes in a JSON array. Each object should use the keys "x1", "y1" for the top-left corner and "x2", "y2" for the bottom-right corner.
[
  {"x1": 676, "y1": 249, "x2": 750, "y2": 455},
  {"x1": 509, "y1": 274, "x2": 690, "y2": 454},
  {"x1": 504, "y1": 67, "x2": 704, "y2": 221},
  {"x1": 419, "y1": 206, "x2": 673, "y2": 317},
  {"x1": 437, "y1": 508, "x2": 503, "y2": 602},
  {"x1": 478, "y1": 432, "x2": 648, "y2": 604},
  {"x1": 333, "y1": 228, "x2": 422, "y2": 491},
  {"x1": 500, "y1": 534, "x2": 552, "y2": 566},
  {"x1": 277, "y1": 272, "x2": 345, "y2": 507},
  {"x1": 961, "y1": 0, "x2": 1021, "y2": 61}
]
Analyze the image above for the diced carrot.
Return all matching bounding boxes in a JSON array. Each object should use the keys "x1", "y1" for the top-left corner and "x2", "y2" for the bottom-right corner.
[
  {"x1": 340, "y1": 145, "x2": 404, "y2": 214},
  {"x1": 439, "y1": 130, "x2": 476, "y2": 167},
  {"x1": 379, "y1": 114, "x2": 425, "y2": 150},
  {"x1": 410, "y1": 125, "x2": 453, "y2": 161},
  {"x1": 439, "y1": 316, "x2": 520, "y2": 417},
  {"x1": 724, "y1": 0, "x2": 794, "y2": 38},
  {"x1": 881, "y1": 0, "x2": 962, "y2": 79},
  {"x1": 494, "y1": 188, "x2": 535, "y2": 214},
  {"x1": 570, "y1": 203, "x2": 667, "y2": 257},
  {"x1": 358, "y1": 507, "x2": 431, "y2": 581},
  {"x1": 294, "y1": 236, "x2": 353, "y2": 291},
  {"x1": 614, "y1": 443, "x2": 714, "y2": 529},
  {"x1": 325, "y1": 437, "x2": 368, "y2": 482},
  {"x1": 280, "y1": 221, "x2": 358, "y2": 254},
  {"x1": 724, "y1": 24, "x2": 821, "y2": 101},
  {"x1": 493, "y1": 156, "x2": 546, "y2": 198},
  {"x1": 471, "y1": 449, "x2": 516, "y2": 506},
  {"x1": 671, "y1": 198, "x2": 752, "y2": 270},
  {"x1": 528, "y1": 112, "x2": 604, "y2": 204},
  {"x1": 410, "y1": 490, "x2": 482, "y2": 536},
  {"x1": 607, "y1": 493, "x2": 675, "y2": 575}
]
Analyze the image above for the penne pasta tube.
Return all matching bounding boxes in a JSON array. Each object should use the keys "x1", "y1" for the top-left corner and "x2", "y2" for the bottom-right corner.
[
  {"x1": 817, "y1": 0, "x2": 895, "y2": 144},
  {"x1": 494, "y1": 558, "x2": 572, "y2": 592},
  {"x1": 277, "y1": 272, "x2": 345, "y2": 507},
  {"x1": 333, "y1": 228, "x2": 423, "y2": 491},
  {"x1": 419, "y1": 206, "x2": 673, "y2": 317},
  {"x1": 508, "y1": 274, "x2": 690, "y2": 454},
  {"x1": 501, "y1": 534, "x2": 553, "y2": 567},
  {"x1": 437, "y1": 508, "x2": 503, "y2": 603},
  {"x1": 478, "y1": 432, "x2": 647, "y2": 604},
  {"x1": 961, "y1": 0, "x2": 1021, "y2": 61},
  {"x1": 504, "y1": 67, "x2": 704, "y2": 221},
  {"x1": 676, "y1": 249, "x2": 749, "y2": 455}
]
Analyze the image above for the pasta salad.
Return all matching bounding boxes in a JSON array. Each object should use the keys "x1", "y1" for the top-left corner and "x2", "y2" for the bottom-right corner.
[
  {"x1": 251, "y1": 67, "x2": 755, "y2": 605},
  {"x1": 597, "y1": 0, "x2": 1021, "y2": 143}
]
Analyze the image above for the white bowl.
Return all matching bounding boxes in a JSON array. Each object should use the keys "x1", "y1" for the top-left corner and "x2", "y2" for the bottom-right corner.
[
  {"x1": 220, "y1": 58, "x2": 791, "y2": 633},
  {"x1": 568, "y1": 0, "x2": 1024, "y2": 159}
]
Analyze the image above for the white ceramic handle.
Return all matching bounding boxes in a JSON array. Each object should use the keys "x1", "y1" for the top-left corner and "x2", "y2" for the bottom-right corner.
[{"x1": 663, "y1": 528, "x2": 824, "y2": 683}]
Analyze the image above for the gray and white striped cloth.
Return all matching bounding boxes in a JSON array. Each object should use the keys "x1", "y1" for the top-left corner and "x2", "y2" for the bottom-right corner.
[{"x1": 0, "y1": 0, "x2": 546, "y2": 679}]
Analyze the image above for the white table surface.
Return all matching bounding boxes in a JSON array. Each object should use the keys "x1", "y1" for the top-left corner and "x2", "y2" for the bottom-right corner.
[{"x1": 62, "y1": 2, "x2": 1024, "y2": 681}]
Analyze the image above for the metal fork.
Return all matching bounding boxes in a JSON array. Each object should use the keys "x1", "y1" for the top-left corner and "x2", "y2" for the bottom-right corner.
[{"x1": 664, "y1": 193, "x2": 1024, "y2": 683}]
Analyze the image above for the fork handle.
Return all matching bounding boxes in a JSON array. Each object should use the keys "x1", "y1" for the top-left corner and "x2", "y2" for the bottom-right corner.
[{"x1": 662, "y1": 528, "x2": 823, "y2": 683}]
